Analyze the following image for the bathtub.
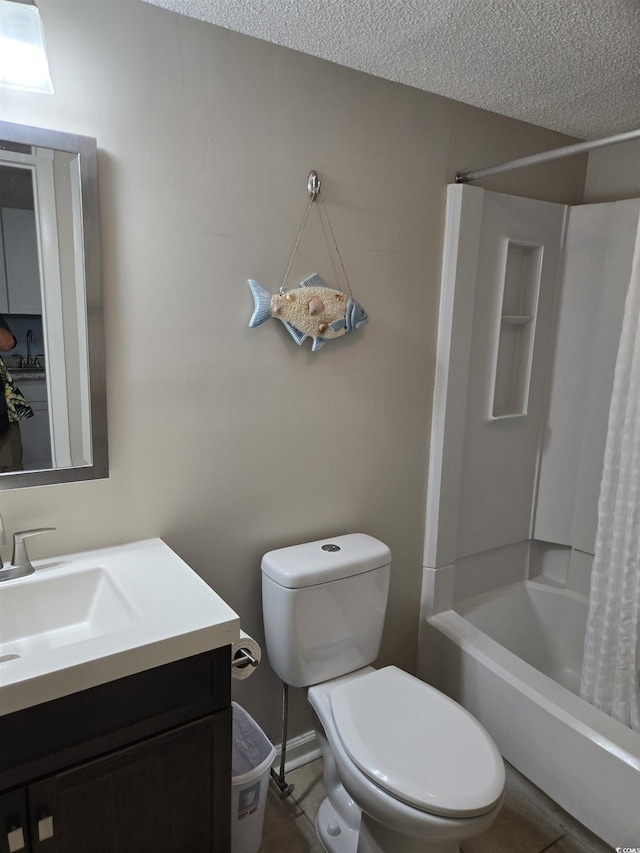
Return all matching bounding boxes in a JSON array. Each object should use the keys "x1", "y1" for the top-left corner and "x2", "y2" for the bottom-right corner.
[{"x1": 419, "y1": 579, "x2": 640, "y2": 848}]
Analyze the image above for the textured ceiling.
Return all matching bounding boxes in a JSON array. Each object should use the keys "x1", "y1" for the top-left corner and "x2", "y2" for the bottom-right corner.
[{"x1": 143, "y1": 0, "x2": 640, "y2": 140}]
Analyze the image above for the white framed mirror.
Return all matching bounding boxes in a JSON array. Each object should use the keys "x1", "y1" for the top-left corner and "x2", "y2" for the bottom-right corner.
[{"x1": 0, "y1": 121, "x2": 107, "y2": 489}]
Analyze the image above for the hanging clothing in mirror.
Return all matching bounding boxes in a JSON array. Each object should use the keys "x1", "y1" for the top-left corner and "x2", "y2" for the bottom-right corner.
[{"x1": 0, "y1": 315, "x2": 33, "y2": 472}]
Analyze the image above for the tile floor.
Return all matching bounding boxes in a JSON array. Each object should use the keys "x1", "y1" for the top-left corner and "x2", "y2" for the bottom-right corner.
[{"x1": 260, "y1": 759, "x2": 612, "y2": 853}]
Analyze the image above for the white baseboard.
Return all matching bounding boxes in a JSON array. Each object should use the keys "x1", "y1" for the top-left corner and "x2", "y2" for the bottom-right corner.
[{"x1": 272, "y1": 729, "x2": 321, "y2": 774}]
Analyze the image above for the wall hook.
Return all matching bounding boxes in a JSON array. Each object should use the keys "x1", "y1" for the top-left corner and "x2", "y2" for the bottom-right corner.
[{"x1": 307, "y1": 170, "x2": 320, "y2": 201}]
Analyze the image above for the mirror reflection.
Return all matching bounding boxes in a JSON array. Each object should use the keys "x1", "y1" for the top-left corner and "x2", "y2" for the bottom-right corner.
[
  {"x1": 0, "y1": 121, "x2": 107, "y2": 489},
  {"x1": 0, "y1": 162, "x2": 49, "y2": 473}
]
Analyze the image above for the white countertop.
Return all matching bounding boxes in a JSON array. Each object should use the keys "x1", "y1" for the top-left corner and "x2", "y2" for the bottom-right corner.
[{"x1": 0, "y1": 538, "x2": 240, "y2": 716}]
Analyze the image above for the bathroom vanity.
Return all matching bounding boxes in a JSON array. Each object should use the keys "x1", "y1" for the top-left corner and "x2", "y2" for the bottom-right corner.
[{"x1": 0, "y1": 539, "x2": 239, "y2": 853}]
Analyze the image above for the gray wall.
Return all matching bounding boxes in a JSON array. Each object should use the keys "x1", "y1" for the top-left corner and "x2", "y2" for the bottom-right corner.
[
  {"x1": 584, "y1": 139, "x2": 640, "y2": 203},
  {"x1": 0, "y1": 0, "x2": 586, "y2": 743}
]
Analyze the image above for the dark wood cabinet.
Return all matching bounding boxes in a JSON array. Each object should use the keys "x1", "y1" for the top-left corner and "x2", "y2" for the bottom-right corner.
[
  {"x1": 0, "y1": 787, "x2": 29, "y2": 853},
  {"x1": 0, "y1": 648, "x2": 231, "y2": 853}
]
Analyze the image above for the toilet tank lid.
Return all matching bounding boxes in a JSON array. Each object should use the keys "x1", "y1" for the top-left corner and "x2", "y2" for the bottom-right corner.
[{"x1": 261, "y1": 533, "x2": 391, "y2": 589}]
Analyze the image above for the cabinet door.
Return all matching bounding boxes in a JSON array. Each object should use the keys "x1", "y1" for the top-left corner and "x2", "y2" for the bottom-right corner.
[
  {"x1": 28, "y1": 713, "x2": 231, "y2": 853},
  {"x1": 0, "y1": 788, "x2": 30, "y2": 853},
  {"x1": 1, "y1": 208, "x2": 42, "y2": 315}
]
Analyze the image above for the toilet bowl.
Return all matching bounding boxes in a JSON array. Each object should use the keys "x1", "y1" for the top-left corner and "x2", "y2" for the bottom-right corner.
[
  {"x1": 308, "y1": 666, "x2": 503, "y2": 853},
  {"x1": 261, "y1": 534, "x2": 505, "y2": 852}
]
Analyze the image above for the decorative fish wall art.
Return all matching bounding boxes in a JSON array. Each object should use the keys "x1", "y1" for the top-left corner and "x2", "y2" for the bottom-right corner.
[{"x1": 248, "y1": 274, "x2": 368, "y2": 352}]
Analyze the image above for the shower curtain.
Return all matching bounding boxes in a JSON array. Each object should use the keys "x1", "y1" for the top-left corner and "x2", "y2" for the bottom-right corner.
[{"x1": 580, "y1": 215, "x2": 640, "y2": 732}]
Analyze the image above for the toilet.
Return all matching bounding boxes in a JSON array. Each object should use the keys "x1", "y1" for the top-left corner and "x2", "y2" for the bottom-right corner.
[{"x1": 261, "y1": 533, "x2": 505, "y2": 853}]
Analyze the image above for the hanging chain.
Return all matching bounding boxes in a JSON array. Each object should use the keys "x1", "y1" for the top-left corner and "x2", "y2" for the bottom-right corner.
[
  {"x1": 317, "y1": 190, "x2": 353, "y2": 299},
  {"x1": 280, "y1": 196, "x2": 314, "y2": 294},
  {"x1": 279, "y1": 182, "x2": 353, "y2": 299}
]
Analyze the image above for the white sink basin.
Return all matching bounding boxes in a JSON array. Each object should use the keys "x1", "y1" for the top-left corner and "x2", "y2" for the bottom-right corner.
[
  {"x1": 0, "y1": 538, "x2": 239, "y2": 716},
  {"x1": 0, "y1": 567, "x2": 140, "y2": 660}
]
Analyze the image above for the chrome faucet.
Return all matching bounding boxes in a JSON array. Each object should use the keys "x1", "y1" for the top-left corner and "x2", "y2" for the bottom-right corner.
[
  {"x1": 26, "y1": 329, "x2": 35, "y2": 366},
  {"x1": 0, "y1": 516, "x2": 56, "y2": 582}
]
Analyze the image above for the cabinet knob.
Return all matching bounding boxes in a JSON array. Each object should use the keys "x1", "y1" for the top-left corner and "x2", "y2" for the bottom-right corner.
[
  {"x1": 37, "y1": 815, "x2": 54, "y2": 842},
  {"x1": 7, "y1": 826, "x2": 26, "y2": 852}
]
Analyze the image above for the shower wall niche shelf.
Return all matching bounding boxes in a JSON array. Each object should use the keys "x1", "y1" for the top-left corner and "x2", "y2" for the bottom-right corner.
[{"x1": 490, "y1": 240, "x2": 543, "y2": 420}]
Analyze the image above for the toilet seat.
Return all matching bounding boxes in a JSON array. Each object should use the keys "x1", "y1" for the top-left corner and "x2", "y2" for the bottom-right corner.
[{"x1": 328, "y1": 666, "x2": 504, "y2": 818}]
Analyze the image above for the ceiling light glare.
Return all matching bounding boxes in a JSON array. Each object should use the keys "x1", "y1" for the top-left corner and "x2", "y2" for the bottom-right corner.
[{"x1": 0, "y1": 0, "x2": 54, "y2": 94}]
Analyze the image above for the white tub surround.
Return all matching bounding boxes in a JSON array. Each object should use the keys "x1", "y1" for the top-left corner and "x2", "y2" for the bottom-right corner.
[
  {"x1": 423, "y1": 186, "x2": 568, "y2": 571},
  {"x1": 423, "y1": 187, "x2": 640, "y2": 586},
  {"x1": 420, "y1": 185, "x2": 640, "y2": 847}
]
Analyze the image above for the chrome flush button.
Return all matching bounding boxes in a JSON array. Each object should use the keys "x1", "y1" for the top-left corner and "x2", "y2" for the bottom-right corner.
[{"x1": 322, "y1": 544, "x2": 341, "y2": 552}]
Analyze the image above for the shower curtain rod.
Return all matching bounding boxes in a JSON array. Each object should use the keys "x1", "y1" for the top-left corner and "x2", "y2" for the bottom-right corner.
[{"x1": 455, "y1": 127, "x2": 640, "y2": 184}]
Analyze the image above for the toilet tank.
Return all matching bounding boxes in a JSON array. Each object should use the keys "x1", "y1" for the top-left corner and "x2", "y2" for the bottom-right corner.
[{"x1": 261, "y1": 533, "x2": 391, "y2": 688}]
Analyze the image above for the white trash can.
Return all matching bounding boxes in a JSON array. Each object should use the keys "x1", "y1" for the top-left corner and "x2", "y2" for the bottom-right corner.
[{"x1": 231, "y1": 702, "x2": 276, "y2": 853}]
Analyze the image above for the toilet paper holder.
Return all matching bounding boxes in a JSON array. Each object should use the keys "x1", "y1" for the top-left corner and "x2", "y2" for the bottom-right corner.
[{"x1": 232, "y1": 647, "x2": 259, "y2": 669}]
